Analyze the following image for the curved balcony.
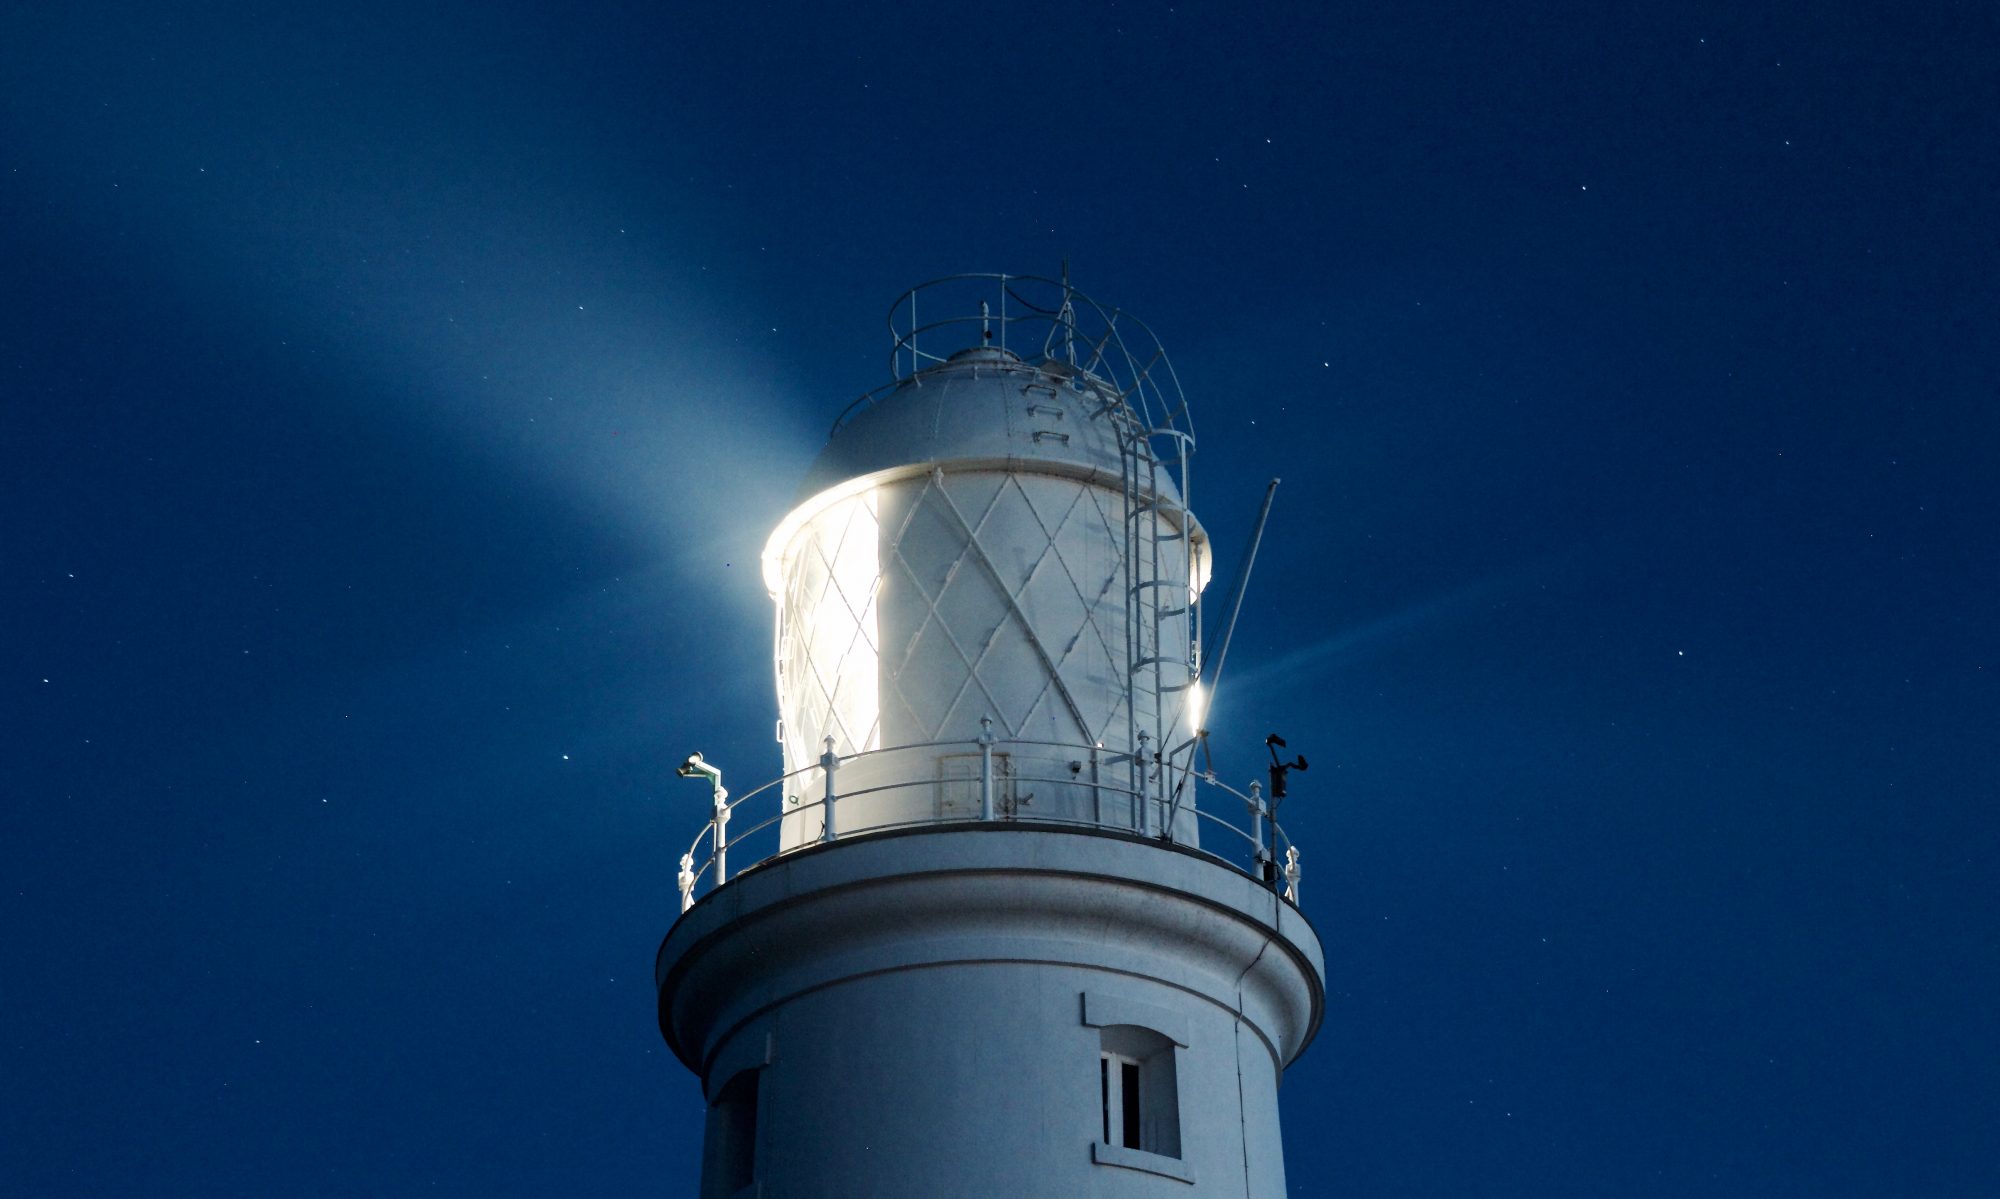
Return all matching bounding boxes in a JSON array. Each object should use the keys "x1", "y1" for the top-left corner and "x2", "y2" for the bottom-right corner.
[{"x1": 670, "y1": 732, "x2": 1304, "y2": 916}]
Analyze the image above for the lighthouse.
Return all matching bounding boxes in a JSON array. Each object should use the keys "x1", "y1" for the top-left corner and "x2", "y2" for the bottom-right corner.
[{"x1": 656, "y1": 275, "x2": 1324, "y2": 1198}]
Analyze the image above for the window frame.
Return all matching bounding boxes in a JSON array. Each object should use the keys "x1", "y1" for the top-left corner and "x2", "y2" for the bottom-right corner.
[
  {"x1": 1082, "y1": 991, "x2": 1192, "y2": 1183},
  {"x1": 1101, "y1": 1050, "x2": 1146, "y2": 1148}
]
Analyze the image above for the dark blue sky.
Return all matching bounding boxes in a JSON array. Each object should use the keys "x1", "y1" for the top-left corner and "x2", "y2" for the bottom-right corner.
[{"x1": 5, "y1": 2, "x2": 1996, "y2": 1194}]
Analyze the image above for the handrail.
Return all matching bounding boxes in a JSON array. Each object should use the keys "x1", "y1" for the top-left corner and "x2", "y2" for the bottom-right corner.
[
  {"x1": 670, "y1": 732, "x2": 1301, "y2": 914},
  {"x1": 824, "y1": 274, "x2": 1196, "y2": 455}
]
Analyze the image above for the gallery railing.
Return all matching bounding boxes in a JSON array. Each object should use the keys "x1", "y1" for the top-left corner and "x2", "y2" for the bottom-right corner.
[{"x1": 671, "y1": 732, "x2": 1302, "y2": 915}]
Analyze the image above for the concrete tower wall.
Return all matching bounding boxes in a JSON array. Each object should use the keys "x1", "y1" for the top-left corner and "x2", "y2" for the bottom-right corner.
[{"x1": 659, "y1": 829, "x2": 1321, "y2": 1198}]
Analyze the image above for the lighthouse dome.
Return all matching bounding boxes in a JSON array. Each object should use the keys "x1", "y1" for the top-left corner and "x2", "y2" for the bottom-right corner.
[
  {"x1": 767, "y1": 345, "x2": 1202, "y2": 596},
  {"x1": 758, "y1": 316, "x2": 1209, "y2": 850}
]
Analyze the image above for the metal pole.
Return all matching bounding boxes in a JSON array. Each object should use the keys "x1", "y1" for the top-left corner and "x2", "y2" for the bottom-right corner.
[
  {"x1": 820, "y1": 737, "x2": 839, "y2": 843},
  {"x1": 1090, "y1": 743, "x2": 1102, "y2": 826},
  {"x1": 978, "y1": 717, "x2": 996, "y2": 821},
  {"x1": 1204, "y1": 478, "x2": 1280, "y2": 724},
  {"x1": 712, "y1": 783, "x2": 731, "y2": 886},
  {"x1": 1136, "y1": 730, "x2": 1152, "y2": 837},
  {"x1": 675, "y1": 752, "x2": 727, "y2": 894},
  {"x1": 1246, "y1": 779, "x2": 1268, "y2": 880}
]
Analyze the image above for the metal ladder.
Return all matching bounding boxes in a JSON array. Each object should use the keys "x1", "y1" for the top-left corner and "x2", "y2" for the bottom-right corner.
[{"x1": 1113, "y1": 395, "x2": 1199, "y2": 838}]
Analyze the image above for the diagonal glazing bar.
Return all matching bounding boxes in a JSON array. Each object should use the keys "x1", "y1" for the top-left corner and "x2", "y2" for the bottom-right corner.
[{"x1": 928, "y1": 473, "x2": 1094, "y2": 736}]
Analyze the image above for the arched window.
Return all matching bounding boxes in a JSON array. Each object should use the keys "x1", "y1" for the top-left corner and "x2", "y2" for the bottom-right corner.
[
  {"x1": 1082, "y1": 991, "x2": 1191, "y2": 1181},
  {"x1": 1099, "y1": 1023, "x2": 1180, "y2": 1157},
  {"x1": 701, "y1": 1068, "x2": 760, "y2": 1199}
]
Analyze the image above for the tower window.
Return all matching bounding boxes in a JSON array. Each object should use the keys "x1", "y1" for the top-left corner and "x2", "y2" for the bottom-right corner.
[
  {"x1": 701, "y1": 1069, "x2": 760, "y2": 1199},
  {"x1": 1101, "y1": 1053, "x2": 1146, "y2": 1147},
  {"x1": 1096, "y1": 1025, "x2": 1180, "y2": 1159},
  {"x1": 1083, "y1": 991, "x2": 1192, "y2": 1181}
]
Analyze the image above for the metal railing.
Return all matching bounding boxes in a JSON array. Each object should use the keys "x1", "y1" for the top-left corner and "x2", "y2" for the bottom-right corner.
[
  {"x1": 671, "y1": 732, "x2": 1302, "y2": 915},
  {"x1": 827, "y1": 272, "x2": 1194, "y2": 449}
]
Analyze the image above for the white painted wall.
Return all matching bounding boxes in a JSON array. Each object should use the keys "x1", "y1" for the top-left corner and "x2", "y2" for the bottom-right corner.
[{"x1": 657, "y1": 829, "x2": 1323, "y2": 1199}]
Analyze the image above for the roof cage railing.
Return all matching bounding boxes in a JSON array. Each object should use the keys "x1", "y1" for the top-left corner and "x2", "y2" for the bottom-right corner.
[{"x1": 823, "y1": 273, "x2": 1195, "y2": 449}]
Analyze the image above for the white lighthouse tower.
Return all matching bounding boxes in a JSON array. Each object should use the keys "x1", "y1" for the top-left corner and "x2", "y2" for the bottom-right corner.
[{"x1": 657, "y1": 275, "x2": 1324, "y2": 1198}]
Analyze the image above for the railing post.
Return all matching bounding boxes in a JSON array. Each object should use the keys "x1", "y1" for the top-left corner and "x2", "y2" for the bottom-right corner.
[
  {"x1": 1283, "y1": 846, "x2": 1301, "y2": 905},
  {"x1": 712, "y1": 783, "x2": 731, "y2": 887},
  {"x1": 978, "y1": 717, "x2": 996, "y2": 821},
  {"x1": 1135, "y1": 730, "x2": 1152, "y2": 837},
  {"x1": 1246, "y1": 778, "x2": 1269, "y2": 882},
  {"x1": 677, "y1": 852, "x2": 696, "y2": 914},
  {"x1": 820, "y1": 736, "x2": 839, "y2": 844}
]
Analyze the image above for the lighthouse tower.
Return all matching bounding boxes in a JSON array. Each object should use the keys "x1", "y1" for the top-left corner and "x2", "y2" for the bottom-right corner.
[{"x1": 657, "y1": 275, "x2": 1324, "y2": 1198}]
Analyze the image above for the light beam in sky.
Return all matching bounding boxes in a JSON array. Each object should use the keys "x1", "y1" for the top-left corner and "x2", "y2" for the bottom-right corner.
[{"x1": 1225, "y1": 568, "x2": 1535, "y2": 699}]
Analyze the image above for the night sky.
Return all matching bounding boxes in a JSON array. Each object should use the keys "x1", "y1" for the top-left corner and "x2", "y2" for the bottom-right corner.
[{"x1": 5, "y1": 2, "x2": 1997, "y2": 1195}]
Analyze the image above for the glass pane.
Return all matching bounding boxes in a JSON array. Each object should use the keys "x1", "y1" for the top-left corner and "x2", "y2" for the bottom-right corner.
[{"x1": 1121, "y1": 1061, "x2": 1142, "y2": 1148}]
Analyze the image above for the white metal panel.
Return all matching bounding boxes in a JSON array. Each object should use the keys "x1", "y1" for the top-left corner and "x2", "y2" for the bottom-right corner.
[
  {"x1": 775, "y1": 489, "x2": 882, "y2": 767},
  {"x1": 766, "y1": 348, "x2": 1204, "y2": 848}
]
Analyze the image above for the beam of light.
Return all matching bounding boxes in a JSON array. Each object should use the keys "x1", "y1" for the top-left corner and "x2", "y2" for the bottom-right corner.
[
  {"x1": 1221, "y1": 569, "x2": 1533, "y2": 701},
  {"x1": 3, "y1": 10, "x2": 822, "y2": 602},
  {"x1": 9, "y1": 110, "x2": 834, "y2": 779}
]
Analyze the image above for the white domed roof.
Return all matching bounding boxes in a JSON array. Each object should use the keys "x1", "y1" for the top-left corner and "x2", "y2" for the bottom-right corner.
[
  {"x1": 765, "y1": 345, "x2": 1202, "y2": 595},
  {"x1": 797, "y1": 347, "x2": 1129, "y2": 497}
]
